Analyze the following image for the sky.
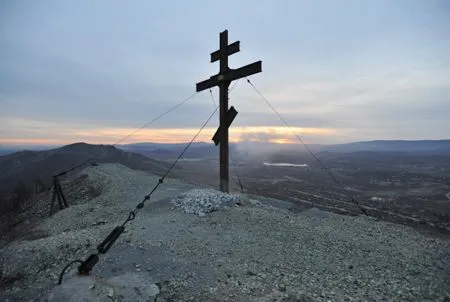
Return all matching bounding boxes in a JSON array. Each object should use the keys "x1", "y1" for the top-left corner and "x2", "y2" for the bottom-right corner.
[{"x1": 1, "y1": 0, "x2": 449, "y2": 146}]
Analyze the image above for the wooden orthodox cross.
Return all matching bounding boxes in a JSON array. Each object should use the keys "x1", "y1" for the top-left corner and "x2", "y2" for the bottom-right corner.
[{"x1": 196, "y1": 30, "x2": 262, "y2": 192}]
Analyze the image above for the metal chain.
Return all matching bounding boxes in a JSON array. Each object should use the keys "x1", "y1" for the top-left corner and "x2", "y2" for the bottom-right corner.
[{"x1": 58, "y1": 105, "x2": 218, "y2": 284}]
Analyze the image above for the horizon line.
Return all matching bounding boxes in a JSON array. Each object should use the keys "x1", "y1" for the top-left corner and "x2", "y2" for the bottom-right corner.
[{"x1": 1, "y1": 138, "x2": 450, "y2": 150}]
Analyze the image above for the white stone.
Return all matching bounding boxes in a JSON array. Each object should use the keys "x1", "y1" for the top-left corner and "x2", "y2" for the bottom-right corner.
[{"x1": 43, "y1": 273, "x2": 159, "y2": 302}]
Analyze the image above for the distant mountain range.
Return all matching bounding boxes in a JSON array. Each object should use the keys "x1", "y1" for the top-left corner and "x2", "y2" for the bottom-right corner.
[
  {"x1": 118, "y1": 142, "x2": 240, "y2": 160},
  {"x1": 2, "y1": 139, "x2": 449, "y2": 161},
  {"x1": 116, "y1": 140, "x2": 450, "y2": 159},
  {"x1": 0, "y1": 145, "x2": 56, "y2": 156},
  {"x1": 321, "y1": 140, "x2": 450, "y2": 153}
]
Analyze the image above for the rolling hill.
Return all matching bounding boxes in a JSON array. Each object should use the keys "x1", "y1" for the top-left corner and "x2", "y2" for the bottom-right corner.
[{"x1": 0, "y1": 142, "x2": 169, "y2": 200}]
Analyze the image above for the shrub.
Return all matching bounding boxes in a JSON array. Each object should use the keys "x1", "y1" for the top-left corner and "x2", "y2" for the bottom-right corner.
[
  {"x1": 12, "y1": 181, "x2": 32, "y2": 212},
  {"x1": 0, "y1": 182, "x2": 33, "y2": 214}
]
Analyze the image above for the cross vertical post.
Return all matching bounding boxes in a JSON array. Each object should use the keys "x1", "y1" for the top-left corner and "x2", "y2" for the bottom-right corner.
[
  {"x1": 196, "y1": 29, "x2": 262, "y2": 193},
  {"x1": 219, "y1": 30, "x2": 230, "y2": 192}
]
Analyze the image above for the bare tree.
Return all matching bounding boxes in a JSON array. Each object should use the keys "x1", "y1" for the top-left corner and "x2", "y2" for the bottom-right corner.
[
  {"x1": 12, "y1": 181, "x2": 32, "y2": 213},
  {"x1": 34, "y1": 178, "x2": 47, "y2": 194}
]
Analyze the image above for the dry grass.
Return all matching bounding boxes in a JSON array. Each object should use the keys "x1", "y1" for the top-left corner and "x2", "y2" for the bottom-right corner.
[{"x1": 0, "y1": 272, "x2": 26, "y2": 290}]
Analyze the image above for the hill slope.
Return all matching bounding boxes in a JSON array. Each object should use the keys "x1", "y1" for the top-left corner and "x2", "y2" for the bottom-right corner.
[
  {"x1": 0, "y1": 142, "x2": 169, "y2": 199},
  {"x1": 1, "y1": 164, "x2": 449, "y2": 301}
]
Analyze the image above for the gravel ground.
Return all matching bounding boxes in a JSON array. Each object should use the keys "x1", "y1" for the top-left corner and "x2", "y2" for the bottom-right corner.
[{"x1": 1, "y1": 163, "x2": 449, "y2": 301}]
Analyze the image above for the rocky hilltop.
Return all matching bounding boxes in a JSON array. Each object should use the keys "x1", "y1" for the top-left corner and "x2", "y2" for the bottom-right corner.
[
  {"x1": 1, "y1": 163, "x2": 449, "y2": 301},
  {"x1": 0, "y1": 143, "x2": 169, "y2": 200}
]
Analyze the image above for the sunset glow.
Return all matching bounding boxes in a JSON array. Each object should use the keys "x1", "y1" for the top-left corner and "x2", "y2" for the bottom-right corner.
[{"x1": 0, "y1": 126, "x2": 337, "y2": 146}]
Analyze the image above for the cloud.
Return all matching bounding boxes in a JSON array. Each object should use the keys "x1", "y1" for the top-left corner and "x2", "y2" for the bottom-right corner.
[
  {"x1": 0, "y1": 116, "x2": 339, "y2": 145},
  {"x1": 1, "y1": 0, "x2": 449, "y2": 146}
]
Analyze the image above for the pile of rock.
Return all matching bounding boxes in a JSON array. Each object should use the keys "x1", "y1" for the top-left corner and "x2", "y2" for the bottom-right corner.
[{"x1": 171, "y1": 189, "x2": 240, "y2": 216}]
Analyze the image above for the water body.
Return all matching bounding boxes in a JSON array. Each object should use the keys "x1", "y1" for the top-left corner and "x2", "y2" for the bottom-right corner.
[
  {"x1": 178, "y1": 158, "x2": 205, "y2": 162},
  {"x1": 263, "y1": 162, "x2": 309, "y2": 167}
]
